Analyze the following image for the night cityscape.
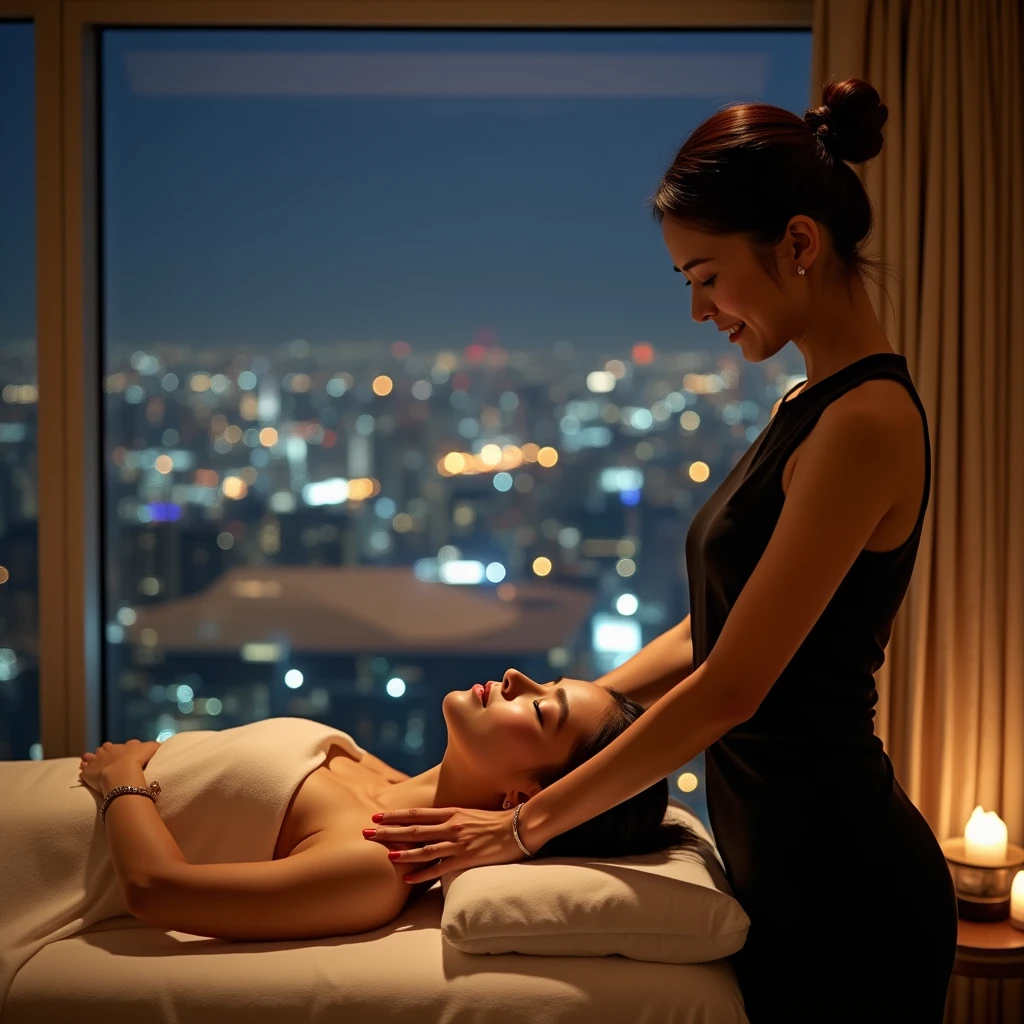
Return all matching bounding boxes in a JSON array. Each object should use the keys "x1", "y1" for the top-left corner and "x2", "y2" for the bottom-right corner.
[{"x1": 2, "y1": 334, "x2": 805, "y2": 825}]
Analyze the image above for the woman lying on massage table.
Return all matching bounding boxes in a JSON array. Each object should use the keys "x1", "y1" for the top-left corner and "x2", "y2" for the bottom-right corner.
[{"x1": 77, "y1": 671, "x2": 696, "y2": 943}]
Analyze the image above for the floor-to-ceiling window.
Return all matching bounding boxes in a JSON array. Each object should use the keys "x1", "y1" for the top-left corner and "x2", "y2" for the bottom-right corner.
[{"x1": 99, "y1": 28, "x2": 811, "y2": 829}]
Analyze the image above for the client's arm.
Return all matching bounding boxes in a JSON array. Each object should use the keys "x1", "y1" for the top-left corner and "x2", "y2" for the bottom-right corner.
[
  {"x1": 98, "y1": 760, "x2": 406, "y2": 940},
  {"x1": 595, "y1": 614, "x2": 693, "y2": 708},
  {"x1": 129, "y1": 837, "x2": 407, "y2": 940}
]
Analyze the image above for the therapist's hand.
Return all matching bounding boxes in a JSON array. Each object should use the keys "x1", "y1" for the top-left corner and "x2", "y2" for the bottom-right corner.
[{"x1": 363, "y1": 806, "x2": 525, "y2": 884}]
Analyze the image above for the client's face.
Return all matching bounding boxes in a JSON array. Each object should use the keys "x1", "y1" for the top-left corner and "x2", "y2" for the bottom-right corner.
[{"x1": 442, "y1": 668, "x2": 615, "y2": 797}]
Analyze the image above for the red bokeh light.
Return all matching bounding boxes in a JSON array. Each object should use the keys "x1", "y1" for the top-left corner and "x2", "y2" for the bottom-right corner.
[{"x1": 632, "y1": 342, "x2": 655, "y2": 365}]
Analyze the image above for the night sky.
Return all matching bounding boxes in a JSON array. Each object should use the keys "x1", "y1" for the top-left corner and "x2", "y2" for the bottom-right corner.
[{"x1": 2, "y1": 26, "x2": 811, "y2": 357}]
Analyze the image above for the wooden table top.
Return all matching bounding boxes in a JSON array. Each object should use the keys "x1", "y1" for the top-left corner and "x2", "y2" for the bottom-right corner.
[{"x1": 954, "y1": 918, "x2": 1024, "y2": 979}]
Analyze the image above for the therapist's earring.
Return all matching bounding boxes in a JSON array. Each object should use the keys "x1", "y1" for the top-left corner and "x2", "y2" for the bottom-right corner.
[
  {"x1": 502, "y1": 800, "x2": 511, "y2": 809},
  {"x1": 797, "y1": 265, "x2": 806, "y2": 275}
]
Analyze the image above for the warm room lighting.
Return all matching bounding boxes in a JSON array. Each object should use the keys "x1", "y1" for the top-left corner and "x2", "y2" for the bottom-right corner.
[
  {"x1": 1011, "y1": 871, "x2": 1024, "y2": 931},
  {"x1": 964, "y1": 805, "x2": 1008, "y2": 865},
  {"x1": 943, "y1": 808, "x2": 1024, "y2": 921}
]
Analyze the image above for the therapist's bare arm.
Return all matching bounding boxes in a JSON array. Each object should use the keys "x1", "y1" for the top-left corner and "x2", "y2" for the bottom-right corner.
[{"x1": 595, "y1": 614, "x2": 693, "y2": 708}]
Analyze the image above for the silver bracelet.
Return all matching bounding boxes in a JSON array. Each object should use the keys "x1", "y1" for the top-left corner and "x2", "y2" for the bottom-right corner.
[
  {"x1": 511, "y1": 802, "x2": 534, "y2": 858},
  {"x1": 100, "y1": 780, "x2": 161, "y2": 822}
]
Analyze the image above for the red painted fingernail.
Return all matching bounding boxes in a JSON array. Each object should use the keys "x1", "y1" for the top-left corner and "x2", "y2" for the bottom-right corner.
[
  {"x1": 362, "y1": 829, "x2": 376, "y2": 838},
  {"x1": 404, "y1": 875, "x2": 416, "y2": 883},
  {"x1": 371, "y1": 813, "x2": 384, "y2": 823},
  {"x1": 388, "y1": 851, "x2": 401, "y2": 861}
]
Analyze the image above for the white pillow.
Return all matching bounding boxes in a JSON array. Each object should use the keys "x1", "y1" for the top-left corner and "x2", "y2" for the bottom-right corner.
[{"x1": 440, "y1": 802, "x2": 750, "y2": 964}]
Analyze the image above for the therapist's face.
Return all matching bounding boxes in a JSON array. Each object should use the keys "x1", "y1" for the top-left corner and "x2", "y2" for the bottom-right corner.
[
  {"x1": 442, "y1": 669, "x2": 614, "y2": 795},
  {"x1": 660, "y1": 214, "x2": 815, "y2": 363}
]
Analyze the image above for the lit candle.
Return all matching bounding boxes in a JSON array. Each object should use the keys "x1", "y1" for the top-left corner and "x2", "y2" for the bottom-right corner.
[
  {"x1": 1012, "y1": 871, "x2": 1024, "y2": 931},
  {"x1": 963, "y1": 805, "x2": 1008, "y2": 866}
]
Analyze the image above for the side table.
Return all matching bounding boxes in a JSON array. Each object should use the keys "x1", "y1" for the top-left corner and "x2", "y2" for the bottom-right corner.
[{"x1": 953, "y1": 917, "x2": 1024, "y2": 979}]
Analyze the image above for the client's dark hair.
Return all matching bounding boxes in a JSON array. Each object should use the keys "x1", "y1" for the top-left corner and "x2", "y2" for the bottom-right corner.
[{"x1": 530, "y1": 687, "x2": 701, "y2": 859}]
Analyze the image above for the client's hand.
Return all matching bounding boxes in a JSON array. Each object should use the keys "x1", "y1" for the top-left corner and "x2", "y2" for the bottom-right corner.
[
  {"x1": 79, "y1": 739, "x2": 161, "y2": 795},
  {"x1": 363, "y1": 806, "x2": 524, "y2": 884}
]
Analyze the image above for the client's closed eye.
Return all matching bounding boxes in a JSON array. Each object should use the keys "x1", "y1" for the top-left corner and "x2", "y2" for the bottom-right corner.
[{"x1": 534, "y1": 699, "x2": 543, "y2": 726}]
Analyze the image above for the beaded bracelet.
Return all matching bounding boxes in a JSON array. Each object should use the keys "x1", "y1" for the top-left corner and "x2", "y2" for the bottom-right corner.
[{"x1": 100, "y1": 780, "x2": 161, "y2": 822}]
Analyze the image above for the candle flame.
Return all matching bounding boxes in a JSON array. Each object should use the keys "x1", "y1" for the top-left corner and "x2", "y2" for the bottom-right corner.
[
  {"x1": 965, "y1": 805, "x2": 1006, "y2": 841},
  {"x1": 964, "y1": 805, "x2": 1008, "y2": 866}
]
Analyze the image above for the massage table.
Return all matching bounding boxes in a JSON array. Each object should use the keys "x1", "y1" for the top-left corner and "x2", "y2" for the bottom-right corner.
[
  {"x1": 1, "y1": 719, "x2": 749, "y2": 1023},
  {"x1": 4, "y1": 884, "x2": 748, "y2": 1024}
]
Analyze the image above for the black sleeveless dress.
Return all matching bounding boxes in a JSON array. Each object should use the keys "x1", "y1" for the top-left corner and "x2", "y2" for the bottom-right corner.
[{"x1": 685, "y1": 353, "x2": 957, "y2": 1022}]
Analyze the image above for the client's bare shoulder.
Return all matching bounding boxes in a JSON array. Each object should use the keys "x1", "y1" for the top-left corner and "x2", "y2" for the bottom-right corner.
[
  {"x1": 275, "y1": 744, "x2": 388, "y2": 859},
  {"x1": 299, "y1": 828, "x2": 412, "y2": 921},
  {"x1": 278, "y1": 755, "x2": 421, "y2": 922}
]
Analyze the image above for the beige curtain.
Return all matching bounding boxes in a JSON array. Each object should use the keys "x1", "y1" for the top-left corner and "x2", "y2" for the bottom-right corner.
[{"x1": 812, "y1": 1, "x2": 1024, "y2": 1020}]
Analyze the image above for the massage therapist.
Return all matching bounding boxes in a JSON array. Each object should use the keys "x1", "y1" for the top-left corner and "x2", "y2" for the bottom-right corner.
[{"x1": 363, "y1": 77, "x2": 957, "y2": 1023}]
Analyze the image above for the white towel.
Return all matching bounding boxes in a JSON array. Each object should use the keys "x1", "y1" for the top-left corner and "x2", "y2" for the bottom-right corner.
[{"x1": 0, "y1": 716, "x2": 365, "y2": 1009}]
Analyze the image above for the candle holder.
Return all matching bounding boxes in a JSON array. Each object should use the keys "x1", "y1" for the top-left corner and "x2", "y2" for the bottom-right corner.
[{"x1": 941, "y1": 839, "x2": 1024, "y2": 922}]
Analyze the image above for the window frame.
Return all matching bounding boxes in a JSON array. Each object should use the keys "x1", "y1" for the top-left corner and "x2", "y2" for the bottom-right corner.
[
  {"x1": 0, "y1": 1, "x2": 67, "y2": 758},
  {"x1": 6, "y1": 0, "x2": 813, "y2": 757}
]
